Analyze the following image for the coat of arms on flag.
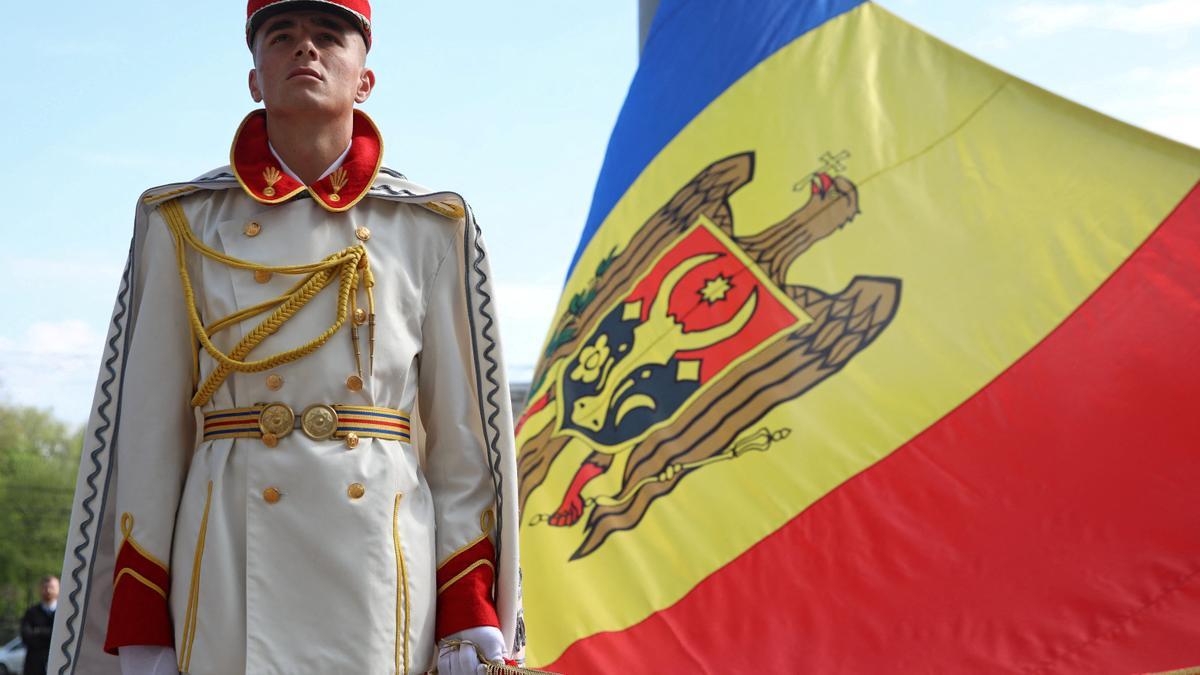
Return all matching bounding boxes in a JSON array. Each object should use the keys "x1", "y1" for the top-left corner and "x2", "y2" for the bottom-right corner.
[{"x1": 518, "y1": 152, "x2": 900, "y2": 559}]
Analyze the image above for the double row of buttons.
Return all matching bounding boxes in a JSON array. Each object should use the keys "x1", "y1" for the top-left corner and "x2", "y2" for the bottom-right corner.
[
  {"x1": 243, "y1": 221, "x2": 374, "y2": 507},
  {"x1": 261, "y1": 483, "x2": 366, "y2": 505},
  {"x1": 243, "y1": 220, "x2": 371, "y2": 242},
  {"x1": 245, "y1": 223, "x2": 371, "y2": 284},
  {"x1": 263, "y1": 373, "x2": 365, "y2": 394}
]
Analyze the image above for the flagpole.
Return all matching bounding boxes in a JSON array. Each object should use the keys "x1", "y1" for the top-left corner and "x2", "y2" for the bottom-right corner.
[{"x1": 639, "y1": 0, "x2": 660, "y2": 56}]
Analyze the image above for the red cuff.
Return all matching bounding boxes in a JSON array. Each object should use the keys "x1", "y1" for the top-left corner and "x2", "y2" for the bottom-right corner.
[
  {"x1": 435, "y1": 536, "x2": 500, "y2": 640},
  {"x1": 104, "y1": 537, "x2": 174, "y2": 654}
]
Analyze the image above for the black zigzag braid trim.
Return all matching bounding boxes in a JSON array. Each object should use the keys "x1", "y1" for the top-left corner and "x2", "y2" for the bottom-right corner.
[
  {"x1": 195, "y1": 172, "x2": 235, "y2": 182},
  {"x1": 369, "y1": 184, "x2": 415, "y2": 197},
  {"x1": 57, "y1": 239, "x2": 137, "y2": 675},
  {"x1": 514, "y1": 613, "x2": 527, "y2": 651},
  {"x1": 461, "y1": 205, "x2": 506, "y2": 563},
  {"x1": 514, "y1": 568, "x2": 526, "y2": 651}
]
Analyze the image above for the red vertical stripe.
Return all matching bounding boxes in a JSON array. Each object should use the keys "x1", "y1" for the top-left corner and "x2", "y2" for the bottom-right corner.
[{"x1": 549, "y1": 184, "x2": 1200, "y2": 674}]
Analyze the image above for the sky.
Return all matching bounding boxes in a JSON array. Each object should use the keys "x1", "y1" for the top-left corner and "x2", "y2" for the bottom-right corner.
[{"x1": 1, "y1": 0, "x2": 1197, "y2": 425}]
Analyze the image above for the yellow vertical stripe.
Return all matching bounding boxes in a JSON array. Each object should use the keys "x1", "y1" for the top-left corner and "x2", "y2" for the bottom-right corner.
[
  {"x1": 179, "y1": 481, "x2": 212, "y2": 672},
  {"x1": 393, "y1": 493, "x2": 410, "y2": 675}
]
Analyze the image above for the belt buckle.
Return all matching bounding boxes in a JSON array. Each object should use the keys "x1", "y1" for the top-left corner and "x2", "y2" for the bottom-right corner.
[
  {"x1": 258, "y1": 403, "x2": 295, "y2": 445},
  {"x1": 300, "y1": 404, "x2": 339, "y2": 440}
]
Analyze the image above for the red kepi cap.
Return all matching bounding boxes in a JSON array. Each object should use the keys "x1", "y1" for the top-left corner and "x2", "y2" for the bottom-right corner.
[{"x1": 246, "y1": 0, "x2": 372, "y2": 50}]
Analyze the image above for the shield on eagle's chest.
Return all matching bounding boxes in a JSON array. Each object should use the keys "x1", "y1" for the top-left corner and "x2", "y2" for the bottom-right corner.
[{"x1": 555, "y1": 216, "x2": 813, "y2": 451}]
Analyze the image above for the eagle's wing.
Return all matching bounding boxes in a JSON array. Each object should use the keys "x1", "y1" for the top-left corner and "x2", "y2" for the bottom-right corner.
[
  {"x1": 518, "y1": 154, "x2": 756, "y2": 514},
  {"x1": 527, "y1": 153, "x2": 756, "y2": 393},
  {"x1": 516, "y1": 386, "x2": 570, "y2": 515}
]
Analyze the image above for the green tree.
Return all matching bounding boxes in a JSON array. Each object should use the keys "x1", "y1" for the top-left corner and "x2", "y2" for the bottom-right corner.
[{"x1": 0, "y1": 404, "x2": 81, "y2": 641}]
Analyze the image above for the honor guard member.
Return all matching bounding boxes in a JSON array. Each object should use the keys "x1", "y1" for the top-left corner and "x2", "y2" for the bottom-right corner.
[{"x1": 48, "y1": 1, "x2": 525, "y2": 673}]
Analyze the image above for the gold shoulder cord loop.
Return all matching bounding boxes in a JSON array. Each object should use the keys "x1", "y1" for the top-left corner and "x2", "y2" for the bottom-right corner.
[{"x1": 159, "y1": 199, "x2": 370, "y2": 407}]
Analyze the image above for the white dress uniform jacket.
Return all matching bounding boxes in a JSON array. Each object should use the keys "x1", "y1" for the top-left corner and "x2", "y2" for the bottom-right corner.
[{"x1": 48, "y1": 110, "x2": 524, "y2": 675}]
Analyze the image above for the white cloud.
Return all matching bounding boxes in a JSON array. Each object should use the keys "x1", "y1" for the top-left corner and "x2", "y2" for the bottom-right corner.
[
  {"x1": 972, "y1": 33, "x2": 1013, "y2": 52},
  {"x1": 1007, "y1": 0, "x2": 1200, "y2": 36},
  {"x1": 1145, "y1": 113, "x2": 1200, "y2": 148},
  {"x1": 77, "y1": 150, "x2": 167, "y2": 170},
  {"x1": 1106, "y1": 65, "x2": 1200, "y2": 147},
  {"x1": 494, "y1": 282, "x2": 563, "y2": 323},
  {"x1": 1007, "y1": 3, "x2": 1099, "y2": 35},
  {"x1": 23, "y1": 321, "x2": 103, "y2": 358},
  {"x1": 0, "y1": 255, "x2": 124, "y2": 290},
  {"x1": 1124, "y1": 64, "x2": 1200, "y2": 89},
  {"x1": 493, "y1": 282, "x2": 565, "y2": 377},
  {"x1": 0, "y1": 320, "x2": 107, "y2": 425},
  {"x1": 1107, "y1": 0, "x2": 1200, "y2": 32}
]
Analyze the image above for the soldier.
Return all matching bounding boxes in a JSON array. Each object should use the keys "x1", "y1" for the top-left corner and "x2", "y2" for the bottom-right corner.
[{"x1": 48, "y1": 1, "x2": 523, "y2": 673}]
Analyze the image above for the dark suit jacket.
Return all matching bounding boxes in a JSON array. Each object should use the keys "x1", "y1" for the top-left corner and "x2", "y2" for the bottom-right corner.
[{"x1": 19, "y1": 604, "x2": 54, "y2": 675}]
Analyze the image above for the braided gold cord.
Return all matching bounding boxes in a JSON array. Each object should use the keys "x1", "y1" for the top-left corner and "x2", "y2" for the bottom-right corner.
[
  {"x1": 204, "y1": 272, "x2": 316, "y2": 335},
  {"x1": 188, "y1": 275, "x2": 316, "y2": 391},
  {"x1": 192, "y1": 267, "x2": 341, "y2": 405},
  {"x1": 203, "y1": 289, "x2": 298, "y2": 336},
  {"x1": 143, "y1": 185, "x2": 199, "y2": 205},
  {"x1": 159, "y1": 199, "x2": 369, "y2": 407}
]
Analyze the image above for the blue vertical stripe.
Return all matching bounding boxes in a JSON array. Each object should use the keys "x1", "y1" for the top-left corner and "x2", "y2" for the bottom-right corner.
[{"x1": 568, "y1": 0, "x2": 868, "y2": 275}]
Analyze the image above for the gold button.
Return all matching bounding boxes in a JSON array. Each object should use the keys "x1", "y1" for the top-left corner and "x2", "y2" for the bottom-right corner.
[
  {"x1": 353, "y1": 308, "x2": 367, "y2": 325},
  {"x1": 345, "y1": 432, "x2": 360, "y2": 449},
  {"x1": 262, "y1": 487, "x2": 281, "y2": 504},
  {"x1": 266, "y1": 374, "x2": 284, "y2": 391},
  {"x1": 254, "y1": 269, "x2": 272, "y2": 284},
  {"x1": 348, "y1": 483, "x2": 366, "y2": 499},
  {"x1": 243, "y1": 221, "x2": 262, "y2": 237},
  {"x1": 355, "y1": 226, "x2": 371, "y2": 242},
  {"x1": 261, "y1": 432, "x2": 279, "y2": 448},
  {"x1": 346, "y1": 375, "x2": 364, "y2": 392}
]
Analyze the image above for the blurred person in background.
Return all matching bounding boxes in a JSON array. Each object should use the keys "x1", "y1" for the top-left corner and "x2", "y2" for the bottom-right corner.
[{"x1": 19, "y1": 575, "x2": 57, "y2": 675}]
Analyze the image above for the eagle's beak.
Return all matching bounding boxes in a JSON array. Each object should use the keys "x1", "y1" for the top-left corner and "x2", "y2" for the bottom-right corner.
[{"x1": 811, "y1": 172, "x2": 834, "y2": 197}]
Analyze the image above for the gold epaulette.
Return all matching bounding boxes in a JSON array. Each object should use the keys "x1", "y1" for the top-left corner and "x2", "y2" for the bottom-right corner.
[
  {"x1": 419, "y1": 199, "x2": 465, "y2": 220},
  {"x1": 143, "y1": 186, "x2": 200, "y2": 205}
]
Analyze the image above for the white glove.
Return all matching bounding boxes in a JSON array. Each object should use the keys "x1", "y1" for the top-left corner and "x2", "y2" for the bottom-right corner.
[
  {"x1": 119, "y1": 645, "x2": 179, "y2": 675},
  {"x1": 436, "y1": 625, "x2": 505, "y2": 675}
]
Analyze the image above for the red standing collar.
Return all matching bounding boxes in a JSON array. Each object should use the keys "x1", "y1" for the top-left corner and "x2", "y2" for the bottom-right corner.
[{"x1": 230, "y1": 109, "x2": 384, "y2": 213}]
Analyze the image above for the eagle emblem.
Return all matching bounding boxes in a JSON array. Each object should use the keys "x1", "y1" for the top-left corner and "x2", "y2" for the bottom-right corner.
[{"x1": 518, "y1": 152, "x2": 901, "y2": 560}]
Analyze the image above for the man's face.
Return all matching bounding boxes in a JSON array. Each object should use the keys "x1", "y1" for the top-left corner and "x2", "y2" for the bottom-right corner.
[
  {"x1": 249, "y1": 10, "x2": 374, "y2": 116},
  {"x1": 41, "y1": 578, "x2": 59, "y2": 603}
]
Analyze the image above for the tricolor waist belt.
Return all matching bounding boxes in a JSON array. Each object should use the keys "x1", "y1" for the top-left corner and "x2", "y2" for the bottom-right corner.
[{"x1": 203, "y1": 403, "x2": 411, "y2": 448}]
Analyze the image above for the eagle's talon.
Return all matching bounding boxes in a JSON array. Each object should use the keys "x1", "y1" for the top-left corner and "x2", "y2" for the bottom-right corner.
[{"x1": 548, "y1": 494, "x2": 585, "y2": 527}]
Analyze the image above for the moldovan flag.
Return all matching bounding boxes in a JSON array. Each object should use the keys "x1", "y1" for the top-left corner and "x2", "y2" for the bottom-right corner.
[{"x1": 515, "y1": 1, "x2": 1200, "y2": 672}]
